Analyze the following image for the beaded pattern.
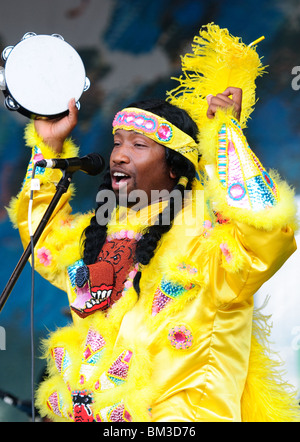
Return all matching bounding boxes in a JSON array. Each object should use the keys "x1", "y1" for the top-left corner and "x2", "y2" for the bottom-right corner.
[
  {"x1": 106, "y1": 229, "x2": 142, "y2": 242},
  {"x1": 100, "y1": 350, "x2": 133, "y2": 390},
  {"x1": 113, "y1": 109, "x2": 173, "y2": 143},
  {"x1": 96, "y1": 401, "x2": 132, "y2": 422},
  {"x1": 79, "y1": 328, "x2": 106, "y2": 385},
  {"x1": 51, "y1": 347, "x2": 71, "y2": 380},
  {"x1": 152, "y1": 277, "x2": 195, "y2": 316},
  {"x1": 72, "y1": 390, "x2": 94, "y2": 422},
  {"x1": 83, "y1": 328, "x2": 106, "y2": 363},
  {"x1": 23, "y1": 146, "x2": 45, "y2": 186},
  {"x1": 168, "y1": 325, "x2": 193, "y2": 350},
  {"x1": 46, "y1": 391, "x2": 65, "y2": 418},
  {"x1": 67, "y1": 259, "x2": 85, "y2": 289},
  {"x1": 217, "y1": 121, "x2": 278, "y2": 211}
]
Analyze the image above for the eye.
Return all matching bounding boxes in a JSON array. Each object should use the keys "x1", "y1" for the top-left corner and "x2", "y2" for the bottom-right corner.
[
  {"x1": 134, "y1": 141, "x2": 148, "y2": 148},
  {"x1": 112, "y1": 253, "x2": 121, "y2": 264}
]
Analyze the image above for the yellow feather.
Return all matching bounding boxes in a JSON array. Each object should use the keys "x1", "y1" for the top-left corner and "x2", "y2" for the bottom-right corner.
[{"x1": 167, "y1": 23, "x2": 266, "y2": 131}]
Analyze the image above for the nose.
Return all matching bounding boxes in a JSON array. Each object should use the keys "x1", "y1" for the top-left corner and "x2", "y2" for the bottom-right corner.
[{"x1": 110, "y1": 142, "x2": 130, "y2": 165}]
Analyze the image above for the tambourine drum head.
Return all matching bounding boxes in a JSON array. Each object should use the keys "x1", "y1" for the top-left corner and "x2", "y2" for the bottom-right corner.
[{"x1": 5, "y1": 35, "x2": 86, "y2": 117}]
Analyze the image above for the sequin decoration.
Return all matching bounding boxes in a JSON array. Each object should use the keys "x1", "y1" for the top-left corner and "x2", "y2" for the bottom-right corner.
[
  {"x1": 157, "y1": 123, "x2": 173, "y2": 142},
  {"x1": 23, "y1": 146, "x2": 45, "y2": 187},
  {"x1": 37, "y1": 247, "x2": 52, "y2": 267},
  {"x1": 217, "y1": 120, "x2": 278, "y2": 211},
  {"x1": 168, "y1": 326, "x2": 193, "y2": 350},
  {"x1": 79, "y1": 328, "x2": 106, "y2": 386},
  {"x1": 72, "y1": 390, "x2": 94, "y2": 422},
  {"x1": 83, "y1": 328, "x2": 106, "y2": 363},
  {"x1": 99, "y1": 350, "x2": 133, "y2": 391},
  {"x1": 67, "y1": 259, "x2": 85, "y2": 289},
  {"x1": 46, "y1": 391, "x2": 65, "y2": 418},
  {"x1": 96, "y1": 401, "x2": 132, "y2": 422},
  {"x1": 51, "y1": 347, "x2": 71, "y2": 380},
  {"x1": 151, "y1": 278, "x2": 194, "y2": 316}
]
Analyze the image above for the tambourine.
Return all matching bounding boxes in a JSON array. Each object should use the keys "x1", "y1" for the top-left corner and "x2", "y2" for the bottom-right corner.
[{"x1": 0, "y1": 32, "x2": 90, "y2": 118}]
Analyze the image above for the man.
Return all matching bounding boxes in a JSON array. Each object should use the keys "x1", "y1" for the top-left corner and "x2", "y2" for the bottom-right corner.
[{"x1": 8, "y1": 26, "x2": 299, "y2": 422}]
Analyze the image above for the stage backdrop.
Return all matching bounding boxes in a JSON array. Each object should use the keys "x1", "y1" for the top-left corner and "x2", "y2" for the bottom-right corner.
[{"x1": 0, "y1": 0, "x2": 299, "y2": 421}]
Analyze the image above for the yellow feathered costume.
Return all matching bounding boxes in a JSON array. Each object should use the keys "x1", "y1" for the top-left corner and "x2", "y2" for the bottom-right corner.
[{"x1": 8, "y1": 24, "x2": 299, "y2": 422}]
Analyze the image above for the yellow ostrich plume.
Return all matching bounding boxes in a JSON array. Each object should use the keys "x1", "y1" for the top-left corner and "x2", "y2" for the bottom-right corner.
[{"x1": 167, "y1": 23, "x2": 266, "y2": 130}]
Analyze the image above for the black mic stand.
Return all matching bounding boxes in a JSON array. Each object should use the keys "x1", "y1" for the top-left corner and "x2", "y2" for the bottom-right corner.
[{"x1": 0, "y1": 170, "x2": 73, "y2": 312}]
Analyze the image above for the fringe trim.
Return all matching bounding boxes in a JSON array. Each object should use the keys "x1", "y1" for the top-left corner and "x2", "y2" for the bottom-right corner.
[{"x1": 241, "y1": 298, "x2": 300, "y2": 422}]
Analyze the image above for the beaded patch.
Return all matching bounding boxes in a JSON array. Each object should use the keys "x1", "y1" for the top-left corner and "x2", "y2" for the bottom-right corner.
[
  {"x1": 217, "y1": 121, "x2": 278, "y2": 211},
  {"x1": 37, "y1": 246, "x2": 53, "y2": 267},
  {"x1": 168, "y1": 325, "x2": 193, "y2": 350},
  {"x1": 113, "y1": 109, "x2": 173, "y2": 143},
  {"x1": 46, "y1": 391, "x2": 65, "y2": 418},
  {"x1": 67, "y1": 259, "x2": 85, "y2": 289},
  {"x1": 152, "y1": 277, "x2": 194, "y2": 316},
  {"x1": 72, "y1": 390, "x2": 94, "y2": 422},
  {"x1": 51, "y1": 347, "x2": 71, "y2": 381},
  {"x1": 79, "y1": 328, "x2": 106, "y2": 386},
  {"x1": 69, "y1": 237, "x2": 137, "y2": 318},
  {"x1": 23, "y1": 146, "x2": 45, "y2": 186},
  {"x1": 99, "y1": 350, "x2": 133, "y2": 390},
  {"x1": 95, "y1": 401, "x2": 132, "y2": 422}
]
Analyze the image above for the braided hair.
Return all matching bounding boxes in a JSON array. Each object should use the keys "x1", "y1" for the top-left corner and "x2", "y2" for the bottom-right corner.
[{"x1": 82, "y1": 99, "x2": 199, "y2": 293}]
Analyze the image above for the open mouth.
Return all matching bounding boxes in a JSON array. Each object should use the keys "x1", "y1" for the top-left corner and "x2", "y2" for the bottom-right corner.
[
  {"x1": 71, "y1": 283, "x2": 113, "y2": 318},
  {"x1": 111, "y1": 171, "x2": 131, "y2": 189}
]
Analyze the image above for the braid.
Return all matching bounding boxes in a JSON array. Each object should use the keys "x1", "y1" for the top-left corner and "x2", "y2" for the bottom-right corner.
[
  {"x1": 133, "y1": 151, "x2": 196, "y2": 294},
  {"x1": 81, "y1": 168, "x2": 113, "y2": 265}
]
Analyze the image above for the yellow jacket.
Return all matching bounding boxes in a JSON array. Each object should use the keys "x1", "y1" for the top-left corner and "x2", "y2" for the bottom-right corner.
[{"x1": 8, "y1": 115, "x2": 299, "y2": 422}]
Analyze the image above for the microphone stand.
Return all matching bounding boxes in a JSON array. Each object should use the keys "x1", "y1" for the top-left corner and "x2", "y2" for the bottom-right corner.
[{"x1": 0, "y1": 170, "x2": 73, "y2": 312}]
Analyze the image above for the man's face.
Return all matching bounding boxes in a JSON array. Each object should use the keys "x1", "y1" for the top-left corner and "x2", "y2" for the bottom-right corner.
[{"x1": 110, "y1": 129, "x2": 176, "y2": 204}]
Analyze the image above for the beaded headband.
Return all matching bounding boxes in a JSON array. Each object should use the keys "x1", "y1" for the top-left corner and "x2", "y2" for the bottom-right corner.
[{"x1": 112, "y1": 107, "x2": 199, "y2": 168}]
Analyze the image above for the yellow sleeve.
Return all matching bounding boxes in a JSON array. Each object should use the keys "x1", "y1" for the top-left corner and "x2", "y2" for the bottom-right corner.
[
  {"x1": 196, "y1": 111, "x2": 298, "y2": 306},
  {"x1": 7, "y1": 122, "x2": 92, "y2": 292}
]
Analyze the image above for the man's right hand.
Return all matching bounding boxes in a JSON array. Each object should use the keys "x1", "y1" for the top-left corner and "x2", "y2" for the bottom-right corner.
[{"x1": 34, "y1": 98, "x2": 79, "y2": 153}]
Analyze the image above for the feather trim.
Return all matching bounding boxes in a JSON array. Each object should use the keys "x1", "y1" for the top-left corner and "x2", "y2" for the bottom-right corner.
[
  {"x1": 241, "y1": 300, "x2": 300, "y2": 422},
  {"x1": 167, "y1": 22, "x2": 266, "y2": 131},
  {"x1": 24, "y1": 121, "x2": 79, "y2": 159}
]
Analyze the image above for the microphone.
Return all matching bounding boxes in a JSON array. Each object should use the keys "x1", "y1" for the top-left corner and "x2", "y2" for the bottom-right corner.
[{"x1": 35, "y1": 153, "x2": 105, "y2": 176}]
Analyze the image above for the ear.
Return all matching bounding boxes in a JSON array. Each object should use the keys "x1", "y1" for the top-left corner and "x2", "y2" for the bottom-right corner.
[{"x1": 169, "y1": 168, "x2": 177, "y2": 180}]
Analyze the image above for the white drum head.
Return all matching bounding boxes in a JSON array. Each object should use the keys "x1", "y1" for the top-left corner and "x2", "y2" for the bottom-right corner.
[{"x1": 2, "y1": 34, "x2": 89, "y2": 117}]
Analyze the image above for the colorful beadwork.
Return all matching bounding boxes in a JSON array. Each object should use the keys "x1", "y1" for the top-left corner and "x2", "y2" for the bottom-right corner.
[
  {"x1": 83, "y1": 328, "x2": 106, "y2": 363},
  {"x1": 100, "y1": 350, "x2": 133, "y2": 390},
  {"x1": 46, "y1": 391, "x2": 65, "y2": 418},
  {"x1": 168, "y1": 326, "x2": 193, "y2": 350},
  {"x1": 79, "y1": 328, "x2": 106, "y2": 385},
  {"x1": 152, "y1": 278, "x2": 194, "y2": 316},
  {"x1": 67, "y1": 259, "x2": 85, "y2": 289},
  {"x1": 157, "y1": 123, "x2": 173, "y2": 142},
  {"x1": 112, "y1": 107, "x2": 199, "y2": 168},
  {"x1": 113, "y1": 109, "x2": 173, "y2": 143},
  {"x1": 37, "y1": 246, "x2": 52, "y2": 266},
  {"x1": 106, "y1": 230, "x2": 142, "y2": 242},
  {"x1": 72, "y1": 390, "x2": 94, "y2": 422},
  {"x1": 96, "y1": 401, "x2": 132, "y2": 422},
  {"x1": 51, "y1": 347, "x2": 71, "y2": 379},
  {"x1": 23, "y1": 146, "x2": 45, "y2": 186},
  {"x1": 217, "y1": 121, "x2": 279, "y2": 211}
]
